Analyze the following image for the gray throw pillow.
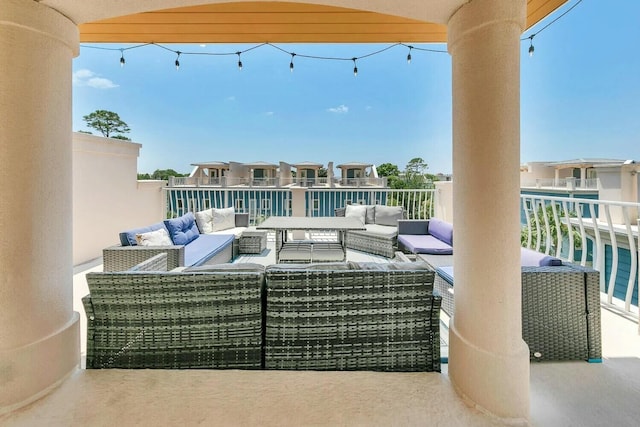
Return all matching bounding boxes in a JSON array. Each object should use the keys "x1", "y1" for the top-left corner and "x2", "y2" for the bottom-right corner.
[{"x1": 374, "y1": 205, "x2": 404, "y2": 227}]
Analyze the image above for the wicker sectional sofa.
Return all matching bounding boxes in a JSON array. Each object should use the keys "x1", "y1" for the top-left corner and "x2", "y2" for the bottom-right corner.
[
  {"x1": 335, "y1": 204, "x2": 405, "y2": 258},
  {"x1": 418, "y1": 243, "x2": 602, "y2": 363},
  {"x1": 102, "y1": 211, "x2": 249, "y2": 271},
  {"x1": 83, "y1": 254, "x2": 442, "y2": 372}
]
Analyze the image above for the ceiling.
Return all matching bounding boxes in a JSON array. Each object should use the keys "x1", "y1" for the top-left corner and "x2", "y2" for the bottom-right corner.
[{"x1": 77, "y1": 0, "x2": 569, "y2": 44}]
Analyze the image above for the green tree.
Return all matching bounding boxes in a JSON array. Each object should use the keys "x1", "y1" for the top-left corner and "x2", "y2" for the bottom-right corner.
[
  {"x1": 150, "y1": 169, "x2": 188, "y2": 180},
  {"x1": 137, "y1": 173, "x2": 151, "y2": 180},
  {"x1": 317, "y1": 167, "x2": 328, "y2": 178},
  {"x1": 404, "y1": 157, "x2": 429, "y2": 187},
  {"x1": 521, "y1": 204, "x2": 582, "y2": 253},
  {"x1": 377, "y1": 163, "x2": 400, "y2": 177},
  {"x1": 111, "y1": 134, "x2": 132, "y2": 141},
  {"x1": 82, "y1": 110, "x2": 131, "y2": 138}
]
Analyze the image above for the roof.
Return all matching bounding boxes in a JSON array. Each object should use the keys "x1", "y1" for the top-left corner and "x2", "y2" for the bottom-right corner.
[
  {"x1": 191, "y1": 161, "x2": 229, "y2": 167},
  {"x1": 336, "y1": 162, "x2": 372, "y2": 168},
  {"x1": 243, "y1": 161, "x2": 278, "y2": 168},
  {"x1": 291, "y1": 161, "x2": 324, "y2": 168},
  {"x1": 76, "y1": 1, "x2": 569, "y2": 44},
  {"x1": 544, "y1": 158, "x2": 629, "y2": 168}
]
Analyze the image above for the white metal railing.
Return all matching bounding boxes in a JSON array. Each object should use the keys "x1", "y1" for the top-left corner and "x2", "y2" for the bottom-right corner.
[
  {"x1": 336, "y1": 177, "x2": 387, "y2": 187},
  {"x1": 165, "y1": 188, "x2": 436, "y2": 224},
  {"x1": 521, "y1": 194, "x2": 639, "y2": 318},
  {"x1": 521, "y1": 178, "x2": 600, "y2": 190},
  {"x1": 306, "y1": 188, "x2": 436, "y2": 219}
]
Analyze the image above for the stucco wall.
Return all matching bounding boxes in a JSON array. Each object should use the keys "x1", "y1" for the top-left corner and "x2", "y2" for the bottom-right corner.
[{"x1": 72, "y1": 133, "x2": 165, "y2": 265}]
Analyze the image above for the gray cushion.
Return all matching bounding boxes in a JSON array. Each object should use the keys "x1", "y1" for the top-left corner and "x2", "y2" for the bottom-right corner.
[
  {"x1": 374, "y1": 205, "x2": 404, "y2": 227},
  {"x1": 349, "y1": 261, "x2": 432, "y2": 271},
  {"x1": 364, "y1": 205, "x2": 376, "y2": 224},
  {"x1": 184, "y1": 263, "x2": 265, "y2": 273},
  {"x1": 266, "y1": 262, "x2": 353, "y2": 271}
]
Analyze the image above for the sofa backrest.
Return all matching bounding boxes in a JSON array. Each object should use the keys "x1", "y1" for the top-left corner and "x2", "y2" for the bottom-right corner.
[
  {"x1": 428, "y1": 218, "x2": 453, "y2": 246},
  {"x1": 119, "y1": 222, "x2": 168, "y2": 246}
]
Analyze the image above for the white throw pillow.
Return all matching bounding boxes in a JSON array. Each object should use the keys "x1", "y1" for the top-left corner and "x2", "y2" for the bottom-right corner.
[
  {"x1": 345, "y1": 204, "x2": 367, "y2": 224},
  {"x1": 212, "y1": 207, "x2": 236, "y2": 232},
  {"x1": 135, "y1": 228, "x2": 173, "y2": 246},
  {"x1": 194, "y1": 208, "x2": 215, "y2": 234}
]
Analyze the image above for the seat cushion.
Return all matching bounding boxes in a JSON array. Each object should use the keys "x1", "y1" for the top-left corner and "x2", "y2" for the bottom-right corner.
[
  {"x1": 359, "y1": 223, "x2": 398, "y2": 237},
  {"x1": 164, "y1": 212, "x2": 200, "y2": 246},
  {"x1": 398, "y1": 234, "x2": 453, "y2": 255},
  {"x1": 436, "y1": 266, "x2": 455, "y2": 285},
  {"x1": 521, "y1": 247, "x2": 563, "y2": 266},
  {"x1": 184, "y1": 234, "x2": 234, "y2": 267},
  {"x1": 428, "y1": 218, "x2": 453, "y2": 246},
  {"x1": 209, "y1": 226, "x2": 247, "y2": 239}
]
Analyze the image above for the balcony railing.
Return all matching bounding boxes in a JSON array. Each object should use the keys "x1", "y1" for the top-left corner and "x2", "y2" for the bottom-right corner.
[
  {"x1": 521, "y1": 177, "x2": 600, "y2": 190},
  {"x1": 521, "y1": 194, "x2": 639, "y2": 318},
  {"x1": 165, "y1": 188, "x2": 436, "y2": 225},
  {"x1": 167, "y1": 176, "x2": 388, "y2": 188}
]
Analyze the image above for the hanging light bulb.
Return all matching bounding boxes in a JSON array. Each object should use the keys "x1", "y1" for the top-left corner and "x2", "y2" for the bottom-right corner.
[
  {"x1": 352, "y1": 58, "x2": 358, "y2": 77},
  {"x1": 236, "y1": 52, "x2": 243, "y2": 70},
  {"x1": 119, "y1": 49, "x2": 125, "y2": 67},
  {"x1": 528, "y1": 35, "x2": 535, "y2": 57},
  {"x1": 407, "y1": 46, "x2": 413, "y2": 64},
  {"x1": 175, "y1": 51, "x2": 181, "y2": 70},
  {"x1": 290, "y1": 53, "x2": 296, "y2": 73}
]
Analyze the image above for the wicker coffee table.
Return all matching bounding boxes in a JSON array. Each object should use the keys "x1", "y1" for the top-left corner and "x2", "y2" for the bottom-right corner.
[
  {"x1": 257, "y1": 216, "x2": 365, "y2": 263},
  {"x1": 239, "y1": 230, "x2": 268, "y2": 254}
]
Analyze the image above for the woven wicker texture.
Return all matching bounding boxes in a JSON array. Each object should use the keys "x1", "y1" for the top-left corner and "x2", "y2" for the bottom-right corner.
[
  {"x1": 103, "y1": 246, "x2": 185, "y2": 271},
  {"x1": 264, "y1": 268, "x2": 441, "y2": 372},
  {"x1": 83, "y1": 270, "x2": 264, "y2": 369},
  {"x1": 239, "y1": 232, "x2": 267, "y2": 254},
  {"x1": 435, "y1": 265, "x2": 601, "y2": 361},
  {"x1": 345, "y1": 231, "x2": 397, "y2": 258}
]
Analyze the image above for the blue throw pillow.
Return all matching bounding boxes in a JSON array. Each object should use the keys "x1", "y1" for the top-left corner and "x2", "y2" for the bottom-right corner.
[{"x1": 163, "y1": 212, "x2": 200, "y2": 246}]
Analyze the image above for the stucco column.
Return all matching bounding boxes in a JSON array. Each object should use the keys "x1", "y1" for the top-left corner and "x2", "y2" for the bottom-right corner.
[
  {"x1": 447, "y1": 0, "x2": 529, "y2": 422},
  {"x1": 580, "y1": 167, "x2": 587, "y2": 187},
  {"x1": 0, "y1": 0, "x2": 79, "y2": 413}
]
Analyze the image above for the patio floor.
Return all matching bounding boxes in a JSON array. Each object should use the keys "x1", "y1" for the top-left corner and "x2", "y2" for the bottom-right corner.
[{"x1": 3, "y1": 236, "x2": 640, "y2": 426}]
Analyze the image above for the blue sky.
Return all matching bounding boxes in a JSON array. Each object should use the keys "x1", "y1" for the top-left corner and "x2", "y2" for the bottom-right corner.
[{"x1": 72, "y1": 0, "x2": 640, "y2": 175}]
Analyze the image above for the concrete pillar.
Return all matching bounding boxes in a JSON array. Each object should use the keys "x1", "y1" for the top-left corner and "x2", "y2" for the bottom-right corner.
[
  {"x1": 0, "y1": 0, "x2": 79, "y2": 413},
  {"x1": 554, "y1": 168, "x2": 560, "y2": 186},
  {"x1": 580, "y1": 167, "x2": 587, "y2": 187},
  {"x1": 447, "y1": 0, "x2": 529, "y2": 422},
  {"x1": 290, "y1": 188, "x2": 307, "y2": 239}
]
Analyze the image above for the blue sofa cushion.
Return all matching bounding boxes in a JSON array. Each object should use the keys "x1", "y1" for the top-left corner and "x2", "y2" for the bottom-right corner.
[
  {"x1": 164, "y1": 212, "x2": 200, "y2": 246},
  {"x1": 119, "y1": 222, "x2": 168, "y2": 246},
  {"x1": 398, "y1": 234, "x2": 453, "y2": 255},
  {"x1": 428, "y1": 218, "x2": 453, "y2": 246},
  {"x1": 521, "y1": 247, "x2": 563, "y2": 266},
  {"x1": 436, "y1": 266, "x2": 455, "y2": 285},
  {"x1": 184, "y1": 234, "x2": 234, "y2": 267}
]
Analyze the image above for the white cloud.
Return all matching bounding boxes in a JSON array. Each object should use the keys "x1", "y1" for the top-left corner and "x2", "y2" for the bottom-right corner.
[
  {"x1": 265, "y1": 111, "x2": 275, "y2": 116},
  {"x1": 365, "y1": 106, "x2": 373, "y2": 111},
  {"x1": 73, "y1": 69, "x2": 118, "y2": 89},
  {"x1": 87, "y1": 77, "x2": 118, "y2": 89},
  {"x1": 327, "y1": 104, "x2": 348, "y2": 114},
  {"x1": 226, "y1": 96, "x2": 236, "y2": 101}
]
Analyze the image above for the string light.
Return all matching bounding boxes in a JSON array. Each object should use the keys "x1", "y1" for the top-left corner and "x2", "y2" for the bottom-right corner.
[
  {"x1": 81, "y1": 0, "x2": 584, "y2": 75},
  {"x1": 521, "y1": 0, "x2": 583, "y2": 57}
]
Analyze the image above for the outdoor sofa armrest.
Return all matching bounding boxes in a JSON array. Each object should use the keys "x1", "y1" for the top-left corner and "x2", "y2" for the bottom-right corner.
[
  {"x1": 127, "y1": 253, "x2": 169, "y2": 272},
  {"x1": 398, "y1": 219, "x2": 429, "y2": 235},
  {"x1": 102, "y1": 245, "x2": 185, "y2": 272},
  {"x1": 235, "y1": 212, "x2": 250, "y2": 227}
]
